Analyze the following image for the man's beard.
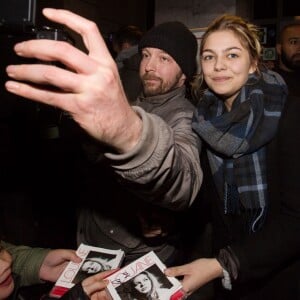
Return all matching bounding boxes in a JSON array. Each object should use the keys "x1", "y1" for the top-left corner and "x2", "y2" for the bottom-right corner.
[
  {"x1": 141, "y1": 73, "x2": 181, "y2": 96},
  {"x1": 281, "y1": 51, "x2": 300, "y2": 71},
  {"x1": 141, "y1": 74, "x2": 164, "y2": 96}
]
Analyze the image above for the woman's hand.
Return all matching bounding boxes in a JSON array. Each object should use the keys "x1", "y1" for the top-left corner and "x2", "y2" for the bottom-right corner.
[
  {"x1": 165, "y1": 258, "x2": 223, "y2": 296},
  {"x1": 82, "y1": 270, "x2": 115, "y2": 300},
  {"x1": 39, "y1": 249, "x2": 81, "y2": 282}
]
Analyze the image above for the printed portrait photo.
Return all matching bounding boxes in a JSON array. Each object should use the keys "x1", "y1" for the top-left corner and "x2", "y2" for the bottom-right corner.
[
  {"x1": 72, "y1": 250, "x2": 117, "y2": 284},
  {"x1": 115, "y1": 264, "x2": 173, "y2": 300}
]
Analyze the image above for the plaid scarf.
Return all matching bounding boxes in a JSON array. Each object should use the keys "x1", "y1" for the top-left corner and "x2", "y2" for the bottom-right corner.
[{"x1": 192, "y1": 69, "x2": 287, "y2": 232}]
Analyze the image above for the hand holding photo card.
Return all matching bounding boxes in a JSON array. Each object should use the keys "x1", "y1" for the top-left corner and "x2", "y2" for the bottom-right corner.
[
  {"x1": 106, "y1": 251, "x2": 185, "y2": 300},
  {"x1": 49, "y1": 243, "x2": 124, "y2": 298}
]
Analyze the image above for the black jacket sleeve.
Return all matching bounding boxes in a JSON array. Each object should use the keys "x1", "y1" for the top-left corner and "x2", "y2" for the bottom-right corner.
[
  {"x1": 42, "y1": 284, "x2": 89, "y2": 300},
  {"x1": 230, "y1": 96, "x2": 300, "y2": 282},
  {"x1": 60, "y1": 284, "x2": 89, "y2": 300}
]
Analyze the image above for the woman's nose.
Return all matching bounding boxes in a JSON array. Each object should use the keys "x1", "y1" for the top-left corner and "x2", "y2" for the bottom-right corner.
[{"x1": 214, "y1": 57, "x2": 226, "y2": 71}]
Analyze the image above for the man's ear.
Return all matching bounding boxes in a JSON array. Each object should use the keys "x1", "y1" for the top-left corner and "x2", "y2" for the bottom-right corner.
[
  {"x1": 276, "y1": 43, "x2": 282, "y2": 56},
  {"x1": 180, "y1": 73, "x2": 187, "y2": 85}
]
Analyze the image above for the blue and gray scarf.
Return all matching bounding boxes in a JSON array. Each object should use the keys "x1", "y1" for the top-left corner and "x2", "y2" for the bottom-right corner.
[{"x1": 192, "y1": 69, "x2": 287, "y2": 232}]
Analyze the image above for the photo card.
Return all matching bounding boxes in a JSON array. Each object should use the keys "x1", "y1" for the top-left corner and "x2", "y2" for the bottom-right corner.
[
  {"x1": 106, "y1": 251, "x2": 185, "y2": 300},
  {"x1": 49, "y1": 243, "x2": 124, "y2": 298}
]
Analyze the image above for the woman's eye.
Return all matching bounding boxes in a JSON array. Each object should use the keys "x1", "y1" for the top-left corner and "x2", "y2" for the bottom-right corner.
[
  {"x1": 228, "y1": 53, "x2": 238, "y2": 58},
  {"x1": 202, "y1": 55, "x2": 213, "y2": 61}
]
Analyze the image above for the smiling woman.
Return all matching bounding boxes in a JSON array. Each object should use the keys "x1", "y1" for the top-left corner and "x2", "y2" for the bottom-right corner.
[
  {"x1": 0, "y1": 245, "x2": 14, "y2": 300},
  {"x1": 164, "y1": 14, "x2": 295, "y2": 300}
]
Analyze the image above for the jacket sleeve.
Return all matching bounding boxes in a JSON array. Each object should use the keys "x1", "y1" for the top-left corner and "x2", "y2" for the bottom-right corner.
[
  {"x1": 2, "y1": 241, "x2": 50, "y2": 286},
  {"x1": 229, "y1": 97, "x2": 300, "y2": 282},
  {"x1": 104, "y1": 106, "x2": 202, "y2": 211},
  {"x1": 41, "y1": 284, "x2": 89, "y2": 300},
  {"x1": 60, "y1": 283, "x2": 89, "y2": 300}
]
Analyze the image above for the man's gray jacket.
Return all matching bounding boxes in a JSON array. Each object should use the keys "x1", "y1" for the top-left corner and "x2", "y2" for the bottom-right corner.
[{"x1": 77, "y1": 86, "x2": 202, "y2": 263}]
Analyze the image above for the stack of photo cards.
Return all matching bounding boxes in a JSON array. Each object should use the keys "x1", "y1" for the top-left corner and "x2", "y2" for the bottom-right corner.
[
  {"x1": 106, "y1": 251, "x2": 185, "y2": 300},
  {"x1": 49, "y1": 243, "x2": 125, "y2": 298}
]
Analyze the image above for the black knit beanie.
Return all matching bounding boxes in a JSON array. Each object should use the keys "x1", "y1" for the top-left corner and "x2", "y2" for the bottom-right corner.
[{"x1": 138, "y1": 21, "x2": 198, "y2": 80}]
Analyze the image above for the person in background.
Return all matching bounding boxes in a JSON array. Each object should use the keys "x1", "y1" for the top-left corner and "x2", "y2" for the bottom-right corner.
[
  {"x1": 274, "y1": 22, "x2": 300, "y2": 96},
  {"x1": 0, "y1": 240, "x2": 114, "y2": 300},
  {"x1": 165, "y1": 15, "x2": 299, "y2": 300},
  {"x1": 76, "y1": 20, "x2": 201, "y2": 266},
  {"x1": 111, "y1": 25, "x2": 143, "y2": 103},
  {"x1": 0, "y1": 240, "x2": 79, "y2": 299}
]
